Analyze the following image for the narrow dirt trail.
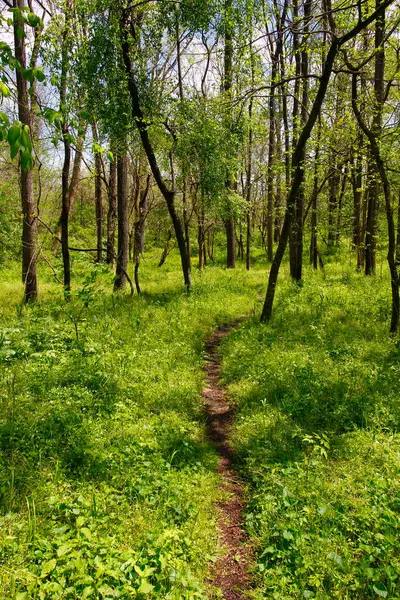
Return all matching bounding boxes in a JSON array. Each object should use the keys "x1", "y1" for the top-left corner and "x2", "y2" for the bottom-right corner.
[{"x1": 202, "y1": 323, "x2": 253, "y2": 600}]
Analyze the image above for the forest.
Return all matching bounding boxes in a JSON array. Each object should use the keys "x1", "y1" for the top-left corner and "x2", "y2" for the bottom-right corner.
[{"x1": 1, "y1": 0, "x2": 400, "y2": 598}]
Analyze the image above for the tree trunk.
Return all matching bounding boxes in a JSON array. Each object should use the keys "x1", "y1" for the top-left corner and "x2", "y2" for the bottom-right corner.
[
  {"x1": 61, "y1": 126, "x2": 71, "y2": 291},
  {"x1": 114, "y1": 154, "x2": 129, "y2": 291},
  {"x1": 92, "y1": 123, "x2": 103, "y2": 263},
  {"x1": 260, "y1": 0, "x2": 390, "y2": 321},
  {"x1": 365, "y1": 0, "x2": 385, "y2": 275},
  {"x1": 288, "y1": 0, "x2": 301, "y2": 279},
  {"x1": 120, "y1": 15, "x2": 191, "y2": 289},
  {"x1": 327, "y1": 163, "x2": 339, "y2": 247},
  {"x1": 352, "y1": 132, "x2": 364, "y2": 267},
  {"x1": 336, "y1": 165, "x2": 347, "y2": 245},
  {"x1": 310, "y1": 118, "x2": 321, "y2": 269},
  {"x1": 289, "y1": 0, "x2": 310, "y2": 282},
  {"x1": 13, "y1": 0, "x2": 37, "y2": 302},
  {"x1": 134, "y1": 174, "x2": 150, "y2": 294},
  {"x1": 107, "y1": 157, "x2": 117, "y2": 265},
  {"x1": 224, "y1": 0, "x2": 236, "y2": 269}
]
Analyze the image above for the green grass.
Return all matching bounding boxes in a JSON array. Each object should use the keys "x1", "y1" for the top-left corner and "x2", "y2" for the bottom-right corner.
[
  {"x1": 0, "y1": 252, "x2": 263, "y2": 599},
  {"x1": 221, "y1": 254, "x2": 400, "y2": 599},
  {"x1": 2, "y1": 245, "x2": 400, "y2": 599}
]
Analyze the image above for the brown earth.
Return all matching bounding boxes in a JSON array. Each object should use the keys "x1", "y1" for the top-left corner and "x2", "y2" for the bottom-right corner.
[{"x1": 202, "y1": 323, "x2": 253, "y2": 600}]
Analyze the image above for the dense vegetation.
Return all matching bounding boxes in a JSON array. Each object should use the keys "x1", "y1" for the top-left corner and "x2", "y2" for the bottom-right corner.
[{"x1": 1, "y1": 0, "x2": 400, "y2": 597}]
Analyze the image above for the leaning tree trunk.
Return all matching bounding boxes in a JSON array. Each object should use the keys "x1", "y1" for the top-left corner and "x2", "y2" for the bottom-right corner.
[
  {"x1": 120, "y1": 13, "x2": 191, "y2": 289},
  {"x1": 13, "y1": 0, "x2": 37, "y2": 302},
  {"x1": 260, "y1": 0, "x2": 392, "y2": 321},
  {"x1": 350, "y1": 7, "x2": 398, "y2": 331},
  {"x1": 114, "y1": 154, "x2": 129, "y2": 291}
]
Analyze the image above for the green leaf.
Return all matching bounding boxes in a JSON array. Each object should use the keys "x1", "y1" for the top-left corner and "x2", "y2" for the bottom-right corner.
[
  {"x1": 79, "y1": 109, "x2": 92, "y2": 121},
  {"x1": 21, "y1": 148, "x2": 33, "y2": 171},
  {"x1": 373, "y1": 585, "x2": 388, "y2": 598},
  {"x1": 92, "y1": 142, "x2": 103, "y2": 155},
  {"x1": 40, "y1": 558, "x2": 57, "y2": 578},
  {"x1": 0, "y1": 82, "x2": 10, "y2": 98},
  {"x1": 22, "y1": 68, "x2": 34, "y2": 83},
  {"x1": 32, "y1": 67, "x2": 45, "y2": 82},
  {"x1": 7, "y1": 122, "x2": 21, "y2": 146},
  {"x1": 27, "y1": 13, "x2": 43, "y2": 28},
  {"x1": 138, "y1": 579, "x2": 154, "y2": 594},
  {"x1": 0, "y1": 112, "x2": 10, "y2": 127},
  {"x1": 20, "y1": 125, "x2": 32, "y2": 152}
]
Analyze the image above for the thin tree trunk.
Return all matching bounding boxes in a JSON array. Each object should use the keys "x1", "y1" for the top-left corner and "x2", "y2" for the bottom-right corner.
[
  {"x1": 352, "y1": 132, "x2": 363, "y2": 267},
  {"x1": 246, "y1": 94, "x2": 253, "y2": 271},
  {"x1": 114, "y1": 154, "x2": 129, "y2": 291},
  {"x1": 61, "y1": 126, "x2": 71, "y2": 291},
  {"x1": 365, "y1": 0, "x2": 385, "y2": 275},
  {"x1": 290, "y1": 0, "x2": 311, "y2": 281},
  {"x1": 13, "y1": 0, "x2": 37, "y2": 301},
  {"x1": 224, "y1": 0, "x2": 236, "y2": 269},
  {"x1": 175, "y1": 9, "x2": 192, "y2": 269},
  {"x1": 327, "y1": 163, "x2": 339, "y2": 247},
  {"x1": 134, "y1": 174, "x2": 150, "y2": 294},
  {"x1": 92, "y1": 123, "x2": 103, "y2": 263},
  {"x1": 310, "y1": 117, "x2": 321, "y2": 268},
  {"x1": 336, "y1": 165, "x2": 347, "y2": 244},
  {"x1": 107, "y1": 156, "x2": 117, "y2": 265},
  {"x1": 352, "y1": 69, "x2": 398, "y2": 332}
]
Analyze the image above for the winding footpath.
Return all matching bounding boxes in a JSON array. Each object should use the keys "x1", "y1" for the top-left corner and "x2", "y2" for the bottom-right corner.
[{"x1": 202, "y1": 323, "x2": 253, "y2": 600}]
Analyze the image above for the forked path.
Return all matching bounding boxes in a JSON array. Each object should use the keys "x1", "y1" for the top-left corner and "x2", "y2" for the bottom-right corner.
[{"x1": 202, "y1": 323, "x2": 253, "y2": 600}]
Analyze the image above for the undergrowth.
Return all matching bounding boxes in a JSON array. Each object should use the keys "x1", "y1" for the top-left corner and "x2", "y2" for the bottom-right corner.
[
  {"x1": 2, "y1": 245, "x2": 399, "y2": 600},
  {"x1": 0, "y1": 252, "x2": 262, "y2": 600},
  {"x1": 222, "y1": 254, "x2": 400, "y2": 599}
]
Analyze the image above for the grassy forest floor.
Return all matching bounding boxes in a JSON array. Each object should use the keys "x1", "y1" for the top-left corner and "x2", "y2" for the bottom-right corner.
[{"x1": 0, "y1": 247, "x2": 400, "y2": 599}]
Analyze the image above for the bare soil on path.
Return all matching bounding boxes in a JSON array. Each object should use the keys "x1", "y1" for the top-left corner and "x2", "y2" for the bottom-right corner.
[{"x1": 202, "y1": 323, "x2": 253, "y2": 600}]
